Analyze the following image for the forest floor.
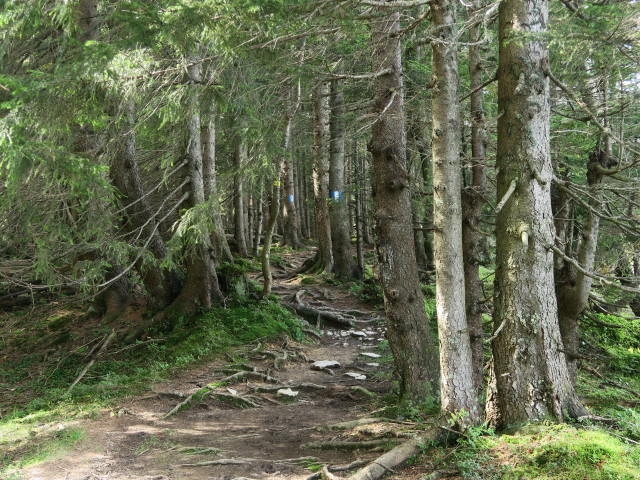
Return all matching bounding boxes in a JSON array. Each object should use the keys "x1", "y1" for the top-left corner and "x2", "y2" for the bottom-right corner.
[
  {"x1": 3, "y1": 250, "x2": 640, "y2": 480},
  {"x1": 14, "y1": 251, "x2": 429, "y2": 480}
]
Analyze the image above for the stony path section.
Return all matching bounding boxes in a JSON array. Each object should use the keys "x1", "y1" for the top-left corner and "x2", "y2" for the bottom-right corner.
[{"x1": 23, "y1": 256, "x2": 390, "y2": 480}]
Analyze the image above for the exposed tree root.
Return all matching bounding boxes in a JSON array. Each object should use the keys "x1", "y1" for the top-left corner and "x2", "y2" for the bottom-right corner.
[
  {"x1": 252, "y1": 349, "x2": 289, "y2": 369},
  {"x1": 219, "y1": 370, "x2": 281, "y2": 385},
  {"x1": 284, "y1": 302, "x2": 355, "y2": 328},
  {"x1": 181, "y1": 456, "x2": 319, "y2": 468},
  {"x1": 350, "y1": 386, "x2": 377, "y2": 398},
  {"x1": 251, "y1": 383, "x2": 326, "y2": 393},
  {"x1": 304, "y1": 439, "x2": 398, "y2": 450},
  {"x1": 580, "y1": 364, "x2": 640, "y2": 398},
  {"x1": 302, "y1": 328, "x2": 324, "y2": 341},
  {"x1": 347, "y1": 436, "x2": 422, "y2": 480},
  {"x1": 304, "y1": 460, "x2": 370, "y2": 480},
  {"x1": 323, "y1": 418, "x2": 386, "y2": 430}
]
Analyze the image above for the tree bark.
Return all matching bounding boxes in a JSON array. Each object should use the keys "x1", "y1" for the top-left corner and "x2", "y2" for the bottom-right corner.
[
  {"x1": 282, "y1": 138, "x2": 302, "y2": 249},
  {"x1": 110, "y1": 102, "x2": 181, "y2": 307},
  {"x1": 369, "y1": 5, "x2": 439, "y2": 401},
  {"x1": 431, "y1": 0, "x2": 479, "y2": 423},
  {"x1": 329, "y1": 77, "x2": 357, "y2": 279},
  {"x1": 461, "y1": 0, "x2": 488, "y2": 398},
  {"x1": 487, "y1": 0, "x2": 586, "y2": 428},
  {"x1": 202, "y1": 105, "x2": 233, "y2": 263},
  {"x1": 78, "y1": 0, "x2": 98, "y2": 42},
  {"x1": 233, "y1": 121, "x2": 249, "y2": 257},
  {"x1": 261, "y1": 85, "x2": 300, "y2": 298},
  {"x1": 166, "y1": 58, "x2": 222, "y2": 317},
  {"x1": 312, "y1": 81, "x2": 334, "y2": 274},
  {"x1": 555, "y1": 74, "x2": 608, "y2": 383}
]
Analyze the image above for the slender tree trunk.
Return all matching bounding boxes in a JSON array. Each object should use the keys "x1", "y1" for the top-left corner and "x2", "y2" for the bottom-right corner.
[
  {"x1": 233, "y1": 125, "x2": 248, "y2": 257},
  {"x1": 282, "y1": 141, "x2": 302, "y2": 249},
  {"x1": 354, "y1": 140, "x2": 365, "y2": 279},
  {"x1": 262, "y1": 85, "x2": 300, "y2": 298},
  {"x1": 363, "y1": 155, "x2": 373, "y2": 246},
  {"x1": 110, "y1": 102, "x2": 181, "y2": 307},
  {"x1": 461, "y1": 0, "x2": 488, "y2": 398},
  {"x1": 252, "y1": 183, "x2": 264, "y2": 257},
  {"x1": 369, "y1": 5, "x2": 439, "y2": 401},
  {"x1": 487, "y1": 0, "x2": 586, "y2": 428},
  {"x1": 431, "y1": 0, "x2": 479, "y2": 423},
  {"x1": 555, "y1": 69, "x2": 607, "y2": 383},
  {"x1": 312, "y1": 81, "x2": 334, "y2": 273},
  {"x1": 202, "y1": 103, "x2": 233, "y2": 264},
  {"x1": 329, "y1": 77, "x2": 356, "y2": 279},
  {"x1": 167, "y1": 58, "x2": 222, "y2": 317}
]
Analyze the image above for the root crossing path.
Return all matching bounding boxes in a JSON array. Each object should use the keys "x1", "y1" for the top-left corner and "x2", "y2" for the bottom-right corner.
[{"x1": 24, "y1": 253, "x2": 393, "y2": 480}]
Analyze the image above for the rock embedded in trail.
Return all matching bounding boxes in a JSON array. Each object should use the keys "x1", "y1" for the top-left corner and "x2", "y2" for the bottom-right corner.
[
  {"x1": 344, "y1": 372, "x2": 367, "y2": 380},
  {"x1": 277, "y1": 388, "x2": 299, "y2": 397},
  {"x1": 360, "y1": 352, "x2": 381, "y2": 359},
  {"x1": 312, "y1": 360, "x2": 341, "y2": 369}
]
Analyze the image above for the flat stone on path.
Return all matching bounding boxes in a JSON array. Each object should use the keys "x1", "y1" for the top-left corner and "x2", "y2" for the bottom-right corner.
[
  {"x1": 312, "y1": 360, "x2": 341, "y2": 369},
  {"x1": 360, "y1": 352, "x2": 381, "y2": 359},
  {"x1": 344, "y1": 372, "x2": 367, "y2": 380}
]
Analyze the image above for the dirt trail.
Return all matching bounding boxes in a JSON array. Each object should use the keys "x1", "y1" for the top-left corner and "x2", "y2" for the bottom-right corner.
[{"x1": 23, "y1": 253, "x2": 391, "y2": 480}]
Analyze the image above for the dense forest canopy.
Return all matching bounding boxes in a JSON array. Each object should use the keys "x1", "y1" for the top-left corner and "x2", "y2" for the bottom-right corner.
[{"x1": 1, "y1": 0, "x2": 640, "y2": 435}]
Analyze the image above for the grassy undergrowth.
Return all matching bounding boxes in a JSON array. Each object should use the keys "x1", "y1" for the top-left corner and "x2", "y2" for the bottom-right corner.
[
  {"x1": 432, "y1": 424, "x2": 640, "y2": 480},
  {"x1": 0, "y1": 299, "x2": 304, "y2": 477}
]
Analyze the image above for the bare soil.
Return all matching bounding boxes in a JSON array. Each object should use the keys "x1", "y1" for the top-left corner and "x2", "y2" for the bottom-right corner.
[{"x1": 20, "y1": 252, "x2": 403, "y2": 480}]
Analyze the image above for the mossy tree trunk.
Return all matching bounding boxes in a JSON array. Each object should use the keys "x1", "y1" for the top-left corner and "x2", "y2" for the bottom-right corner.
[
  {"x1": 487, "y1": 0, "x2": 586, "y2": 428},
  {"x1": 312, "y1": 81, "x2": 334, "y2": 274},
  {"x1": 329, "y1": 76, "x2": 356, "y2": 279},
  {"x1": 369, "y1": 4, "x2": 439, "y2": 402}
]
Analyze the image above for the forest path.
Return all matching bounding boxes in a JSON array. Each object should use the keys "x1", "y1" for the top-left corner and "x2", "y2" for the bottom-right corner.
[{"x1": 23, "y1": 251, "x2": 391, "y2": 480}]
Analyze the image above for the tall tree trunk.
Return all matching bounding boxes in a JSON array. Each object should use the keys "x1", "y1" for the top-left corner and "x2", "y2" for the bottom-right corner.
[
  {"x1": 369, "y1": 5, "x2": 439, "y2": 401},
  {"x1": 461, "y1": 0, "x2": 488, "y2": 398},
  {"x1": 312, "y1": 81, "x2": 334, "y2": 274},
  {"x1": 431, "y1": 0, "x2": 479, "y2": 423},
  {"x1": 252, "y1": 183, "x2": 264, "y2": 257},
  {"x1": 166, "y1": 58, "x2": 222, "y2": 317},
  {"x1": 233, "y1": 124, "x2": 248, "y2": 257},
  {"x1": 110, "y1": 102, "x2": 181, "y2": 307},
  {"x1": 555, "y1": 74, "x2": 610, "y2": 382},
  {"x1": 262, "y1": 85, "x2": 300, "y2": 298},
  {"x1": 487, "y1": 0, "x2": 586, "y2": 428},
  {"x1": 202, "y1": 106, "x2": 233, "y2": 263},
  {"x1": 282, "y1": 139, "x2": 302, "y2": 249},
  {"x1": 354, "y1": 140, "x2": 366, "y2": 279},
  {"x1": 329, "y1": 77, "x2": 356, "y2": 279}
]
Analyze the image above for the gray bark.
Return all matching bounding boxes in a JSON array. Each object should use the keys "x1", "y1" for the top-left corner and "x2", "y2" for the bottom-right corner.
[
  {"x1": 261, "y1": 85, "x2": 300, "y2": 298},
  {"x1": 461, "y1": 0, "x2": 488, "y2": 398},
  {"x1": 202, "y1": 106, "x2": 233, "y2": 263},
  {"x1": 312, "y1": 81, "x2": 334, "y2": 274},
  {"x1": 233, "y1": 124, "x2": 248, "y2": 257},
  {"x1": 369, "y1": 5, "x2": 439, "y2": 401},
  {"x1": 431, "y1": 0, "x2": 479, "y2": 423},
  {"x1": 487, "y1": 0, "x2": 586, "y2": 428},
  {"x1": 329, "y1": 77, "x2": 356, "y2": 279},
  {"x1": 168, "y1": 58, "x2": 222, "y2": 315},
  {"x1": 282, "y1": 142, "x2": 302, "y2": 248},
  {"x1": 110, "y1": 102, "x2": 181, "y2": 307},
  {"x1": 78, "y1": 0, "x2": 98, "y2": 42}
]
